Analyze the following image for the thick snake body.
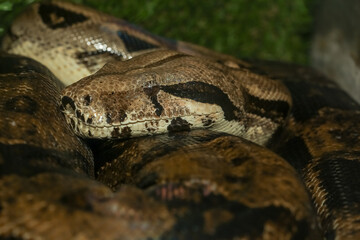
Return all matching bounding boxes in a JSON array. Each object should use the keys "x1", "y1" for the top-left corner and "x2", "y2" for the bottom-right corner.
[
  {"x1": 248, "y1": 61, "x2": 360, "y2": 239},
  {"x1": 0, "y1": 54, "x2": 320, "y2": 239},
  {"x1": 1, "y1": 1, "x2": 235, "y2": 86},
  {"x1": 1, "y1": 1, "x2": 360, "y2": 239}
]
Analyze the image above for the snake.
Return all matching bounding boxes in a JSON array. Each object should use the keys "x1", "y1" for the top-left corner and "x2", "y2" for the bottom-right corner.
[{"x1": 0, "y1": 1, "x2": 360, "y2": 239}]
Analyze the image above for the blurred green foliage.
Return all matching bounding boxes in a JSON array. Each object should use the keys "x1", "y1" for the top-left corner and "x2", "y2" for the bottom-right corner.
[{"x1": 0, "y1": 0, "x2": 315, "y2": 64}]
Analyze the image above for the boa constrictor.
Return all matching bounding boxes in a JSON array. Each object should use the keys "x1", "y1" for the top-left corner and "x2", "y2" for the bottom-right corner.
[{"x1": 1, "y1": 1, "x2": 360, "y2": 239}]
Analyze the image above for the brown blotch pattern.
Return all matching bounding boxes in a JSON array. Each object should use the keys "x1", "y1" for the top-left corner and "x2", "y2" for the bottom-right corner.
[
  {"x1": 167, "y1": 117, "x2": 192, "y2": 133},
  {"x1": 111, "y1": 127, "x2": 120, "y2": 138},
  {"x1": 95, "y1": 130, "x2": 320, "y2": 239},
  {"x1": 5, "y1": 95, "x2": 38, "y2": 115},
  {"x1": 83, "y1": 94, "x2": 92, "y2": 106}
]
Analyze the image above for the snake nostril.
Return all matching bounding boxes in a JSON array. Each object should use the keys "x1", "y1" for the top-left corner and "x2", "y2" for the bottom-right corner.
[{"x1": 61, "y1": 96, "x2": 76, "y2": 111}]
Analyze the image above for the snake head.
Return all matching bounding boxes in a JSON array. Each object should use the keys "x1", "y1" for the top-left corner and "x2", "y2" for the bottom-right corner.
[
  {"x1": 59, "y1": 51, "x2": 224, "y2": 139},
  {"x1": 60, "y1": 71, "x2": 225, "y2": 139},
  {"x1": 60, "y1": 50, "x2": 291, "y2": 145}
]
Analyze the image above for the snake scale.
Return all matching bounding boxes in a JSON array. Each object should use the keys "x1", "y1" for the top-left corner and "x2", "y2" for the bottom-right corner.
[{"x1": 0, "y1": 1, "x2": 359, "y2": 239}]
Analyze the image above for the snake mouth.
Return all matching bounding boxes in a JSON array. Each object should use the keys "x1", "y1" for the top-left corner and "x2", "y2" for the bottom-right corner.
[
  {"x1": 60, "y1": 95, "x2": 227, "y2": 139},
  {"x1": 62, "y1": 108, "x2": 224, "y2": 139},
  {"x1": 60, "y1": 94, "x2": 279, "y2": 146}
]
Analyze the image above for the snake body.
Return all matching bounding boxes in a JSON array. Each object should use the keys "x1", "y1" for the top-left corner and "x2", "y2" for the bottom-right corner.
[
  {"x1": 0, "y1": 54, "x2": 320, "y2": 239},
  {"x1": 1, "y1": 1, "x2": 360, "y2": 239}
]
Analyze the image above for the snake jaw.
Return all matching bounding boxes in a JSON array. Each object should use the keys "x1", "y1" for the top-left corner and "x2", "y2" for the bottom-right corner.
[
  {"x1": 60, "y1": 81, "x2": 235, "y2": 139},
  {"x1": 62, "y1": 109, "x2": 225, "y2": 139},
  {"x1": 61, "y1": 96, "x2": 275, "y2": 146},
  {"x1": 61, "y1": 86, "x2": 226, "y2": 139}
]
